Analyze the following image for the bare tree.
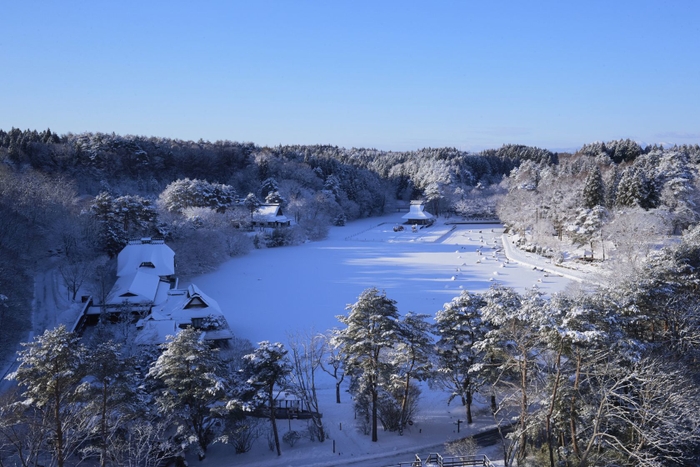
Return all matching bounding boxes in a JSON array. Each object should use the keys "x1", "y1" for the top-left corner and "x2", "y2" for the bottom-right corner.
[
  {"x1": 58, "y1": 258, "x2": 92, "y2": 301},
  {"x1": 320, "y1": 330, "x2": 345, "y2": 404},
  {"x1": 578, "y1": 358, "x2": 700, "y2": 467},
  {"x1": 287, "y1": 331, "x2": 326, "y2": 441}
]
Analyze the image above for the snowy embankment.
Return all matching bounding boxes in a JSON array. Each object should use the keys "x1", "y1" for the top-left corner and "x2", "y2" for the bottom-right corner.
[{"x1": 499, "y1": 233, "x2": 606, "y2": 285}]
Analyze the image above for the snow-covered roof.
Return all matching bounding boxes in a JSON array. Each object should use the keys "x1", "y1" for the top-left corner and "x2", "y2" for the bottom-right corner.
[
  {"x1": 402, "y1": 204, "x2": 434, "y2": 221},
  {"x1": 134, "y1": 284, "x2": 229, "y2": 345},
  {"x1": 253, "y1": 204, "x2": 288, "y2": 223},
  {"x1": 150, "y1": 284, "x2": 223, "y2": 321},
  {"x1": 108, "y1": 270, "x2": 162, "y2": 305},
  {"x1": 116, "y1": 239, "x2": 175, "y2": 278}
]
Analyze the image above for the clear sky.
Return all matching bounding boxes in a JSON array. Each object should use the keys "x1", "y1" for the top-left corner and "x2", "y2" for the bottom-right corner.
[{"x1": 2, "y1": 1, "x2": 699, "y2": 152}]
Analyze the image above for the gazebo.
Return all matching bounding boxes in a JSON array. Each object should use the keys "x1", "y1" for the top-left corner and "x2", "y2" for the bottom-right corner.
[{"x1": 402, "y1": 203, "x2": 434, "y2": 225}]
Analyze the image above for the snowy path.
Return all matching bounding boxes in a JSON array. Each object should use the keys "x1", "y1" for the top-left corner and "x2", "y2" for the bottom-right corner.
[{"x1": 500, "y1": 233, "x2": 606, "y2": 286}]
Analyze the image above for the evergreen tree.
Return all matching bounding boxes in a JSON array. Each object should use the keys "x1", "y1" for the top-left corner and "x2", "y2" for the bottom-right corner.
[
  {"x1": 147, "y1": 328, "x2": 229, "y2": 460},
  {"x1": 243, "y1": 341, "x2": 292, "y2": 456},
  {"x1": 434, "y1": 291, "x2": 487, "y2": 424},
  {"x1": 243, "y1": 192, "x2": 262, "y2": 220},
  {"x1": 335, "y1": 287, "x2": 401, "y2": 442},
  {"x1": 82, "y1": 340, "x2": 134, "y2": 467},
  {"x1": 8, "y1": 325, "x2": 88, "y2": 467},
  {"x1": 260, "y1": 177, "x2": 279, "y2": 200},
  {"x1": 159, "y1": 178, "x2": 237, "y2": 213},
  {"x1": 582, "y1": 166, "x2": 605, "y2": 208},
  {"x1": 390, "y1": 312, "x2": 433, "y2": 434}
]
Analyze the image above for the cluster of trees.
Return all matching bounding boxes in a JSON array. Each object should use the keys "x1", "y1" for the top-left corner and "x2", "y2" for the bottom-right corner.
[
  {"x1": 0, "y1": 323, "x2": 314, "y2": 466},
  {"x1": 331, "y1": 225, "x2": 700, "y2": 466},
  {"x1": 498, "y1": 140, "x2": 700, "y2": 266}
]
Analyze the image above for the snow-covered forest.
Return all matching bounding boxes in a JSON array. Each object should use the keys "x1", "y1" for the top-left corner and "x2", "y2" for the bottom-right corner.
[{"x1": 2, "y1": 128, "x2": 700, "y2": 466}]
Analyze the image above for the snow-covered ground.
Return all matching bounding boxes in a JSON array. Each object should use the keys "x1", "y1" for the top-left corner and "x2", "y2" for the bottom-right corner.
[
  {"x1": 2, "y1": 212, "x2": 591, "y2": 466},
  {"x1": 190, "y1": 214, "x2": 576, "y2": 346},
  {"x1": 183, "y1": 213, "x2": 582, "y2": 466}
]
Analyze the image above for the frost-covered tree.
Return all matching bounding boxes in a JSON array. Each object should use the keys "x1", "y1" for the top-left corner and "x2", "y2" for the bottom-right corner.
[
  {"x1": 605, "y1": 208, "x2": 668, "y2": 273},
  {"x1": 8, "y1": 325, "x2": 88, "y2": 467},
  {"x1": 148, "y1": 328, "x2": 230, "y2": 460},
  {"x1": 264, "y1": 190, "x2": 286, "y2": 205},
  {"x1": 615, "y1": 168, "x2": 656, "y2": 209},
  {"x1": 320, "y1": 331, "x2": 345, "y2": 404},
  {"x1": 243, "y1": 192, "x2": 262, "y2": 221},
  {"x1": 656, "y1": 150, "x2": 698, "y2": 233},
  {"x1": 478, "y1": 286, "x2": 546, "y2": 465},
  {"x1": 243, "y1": 341, "x2": 292, "y2": 456},
  {"x1": 582, "y1": 166, "x2": 604, "y2": 208},
  {"x1": 389, "y1": 312, "x2": 433, "y2": 434},
  {"x1": 90, "y1": 192, "x2": 158, "y2": 256},
  {"x1": 260, "y1": 177, "x2": 279, "y2": 200},
  {"x1": 81, "y1": 340, "x2": 134, "y2": 467},
  {"x1": 287, "y1": 331, "x2": 326, "y2": 441},
  {"x1": 159, "y1": 178, "x2": 236, "y2": 214},
  {"x1": 567, "y1": 205, "x2": 607, "y2": 259},
  {"x1": 335, "y1": 287, "x2": 401, "y2": 442},
  {"x1": 104, "y1": 416, "x2": 179, "y2": 467},
  {"x1": 434, "y1": 291, "x2": 487, "y2": 424}
]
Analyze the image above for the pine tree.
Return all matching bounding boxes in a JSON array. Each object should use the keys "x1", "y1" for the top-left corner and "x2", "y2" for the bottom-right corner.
[
  {"x1": 582, "y1": 167, "x2": 605, "y2": 208},
  {"x1": 243, "y1": 192, "x2": 262, "y2": 221},
  {"x1": 243, "y1": 341, "x2": 292, "y2": 456},
  {"x1": 335, "y1": 287, "x2": 401, "y2": 442},
  {"x1": 147, "y1": 328, "x2": 229, "y2": 460},
  {"x1": 8, "y1": 325, "x2": 88, "y2": 467},
  {"x1": 434, "y1": 291, "x2": 487, "y2": 424},
  {"x1": 478, "y1": 285, "x2": 545, "y2": 465},
  {"x1": 83, "y1": 340, "x2": 134, "y2": 467},
  {"x1": 391, "y1": 312, "x2": 433, "y2": 433},
  {"x1": 260, "y1": 177, "x2": 279, "y2": 200}
]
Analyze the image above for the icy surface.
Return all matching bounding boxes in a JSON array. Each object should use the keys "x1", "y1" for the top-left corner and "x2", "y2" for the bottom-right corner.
[{"x1": 190, "y1": 214, "x2": 574, "y2": 345}]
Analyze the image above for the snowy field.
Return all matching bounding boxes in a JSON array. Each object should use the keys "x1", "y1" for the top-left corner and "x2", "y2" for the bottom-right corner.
[
  {"x1": 190, "y1": 213, "x2": 574, "y2": 346},
  {"x1": 185, "y1": 213, "x2": 576, "y2": 466}
]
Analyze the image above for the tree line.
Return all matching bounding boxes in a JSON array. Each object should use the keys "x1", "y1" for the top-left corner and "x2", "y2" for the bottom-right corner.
[
  {"x1": 333, "y1": 221, "x2": 700, "y2": 466},
  {"x1": 498, "y1": 140, "x2": 700, "y2": 267}
]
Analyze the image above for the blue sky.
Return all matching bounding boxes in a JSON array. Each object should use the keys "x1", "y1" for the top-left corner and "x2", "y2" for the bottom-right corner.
[{"x1": 2, "y1": 1, "x2": 699, "y2": 151}]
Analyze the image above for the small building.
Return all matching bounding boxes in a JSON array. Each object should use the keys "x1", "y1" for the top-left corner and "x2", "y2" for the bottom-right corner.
[
  {"x1": 402, "y1": 202, "x2": 435, "y2": 225},
  {"x1": 252, "y1": 204, "x2": 291, "y2": 228},
  {"x1": 254, "y1": 390, "x2": 321, "y2": 420},
  {"x1": 135, "y1": 284, "x2": 233, "y2": 345},
  {"x1": 102, "y1": 238, "x2": 176, "y2": 312}
]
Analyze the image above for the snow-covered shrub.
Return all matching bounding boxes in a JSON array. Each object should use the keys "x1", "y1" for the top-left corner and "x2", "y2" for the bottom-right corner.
[
  {"x1": 376, "y1": 383, "x2": 421, "y2": 432},
  {"x1": 333, "y1": 213, "x2": 347, "y2": 226},
  {"x1": 445, "y1": 436, "x2": 478, "y2": 457},
  {"x1": 225, "y1": 231, "x2": 253, "y2": 257},
  {"x1": 282, "y1": 430, "x2": 301, "y2": 447},
  {"x1": 264, "y1": 227, "x2": 298, "y2": 248},
  {"x1": 224, "y1": 418, "x2": 263, "y2": 454},
  {"x1": 305, "y1": 420, "x2": 328, "y2": 442},
  {"x1": 299, "y1": 217, "x2": 330, "y2": 241}
]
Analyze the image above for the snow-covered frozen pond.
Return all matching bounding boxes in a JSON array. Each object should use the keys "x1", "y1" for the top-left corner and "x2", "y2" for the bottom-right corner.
[{"x1": 190, "y1": 213, "x2": 573, "y2": 345}]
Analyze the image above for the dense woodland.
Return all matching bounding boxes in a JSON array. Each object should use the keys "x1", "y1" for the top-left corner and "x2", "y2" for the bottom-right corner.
[{"x1": 2, "y1": 128, "x2": 700, "y2": 466}]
